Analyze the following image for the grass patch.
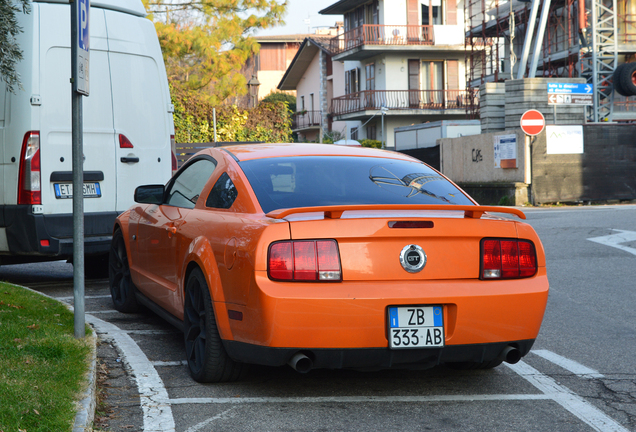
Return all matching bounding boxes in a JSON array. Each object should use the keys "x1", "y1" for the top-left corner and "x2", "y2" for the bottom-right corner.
[{"x1": 0, "y1": 283, "x2": 92, "y2": 432}]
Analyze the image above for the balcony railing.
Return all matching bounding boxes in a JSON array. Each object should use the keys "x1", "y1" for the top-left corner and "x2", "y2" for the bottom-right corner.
[
  {"x1": 331, "y1": 90, "x2": 477, "y2": 116},
  {"x1": 292, "y1": 110, "x2": 322, "y2": 130},
  {"x1": 329, "y1": 25, "x2": 434, "y2": 55}
]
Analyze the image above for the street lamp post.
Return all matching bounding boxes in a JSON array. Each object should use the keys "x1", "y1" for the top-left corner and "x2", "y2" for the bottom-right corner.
[
  {"x1": 380, "y1": 106, "x2": 389, "y2": 149},
  {"x1": 247, "y1": 75, "x2": 261, "y2": 108}
]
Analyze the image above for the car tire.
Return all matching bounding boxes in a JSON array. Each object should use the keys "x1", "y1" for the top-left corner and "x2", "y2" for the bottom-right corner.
[
  {"x1": 619, "y1": 62, "x2": 636, "y2": 96},
  {"x1": 613, "y1": 63, "x2": 630, "y2": 96},
  {"x1": 446, "y1": 358, "x2": 504, "y2": 370},
  {"x1": 108, "y1": 229, "x2": 139, "y2": 313},
  {"x1": 184, "y1": 268, "x2": 245, "y2": 383}
]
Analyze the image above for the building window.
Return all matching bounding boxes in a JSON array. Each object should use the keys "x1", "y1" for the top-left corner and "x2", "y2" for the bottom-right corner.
[
  {"x1": 366, "y1": 123, "x2": 377, "y2": 140},
  {"x1": 366, "y1": 63, "x2": 375, "y2": 91},
  {"x1": 351, "y1": 127, "x2": 359, "y2": 141},
  {"x1": 345, "y1": 68, "x2": 361, "y2": 95},
  {"x1": 300, "y1": 96, "x2": 305, "y2": 111},
  {"x1": 422, "y1": 2, "x2": 443, "y2": 26},
  {"x1": 310, "y1": 93, "x2": 315, "y2": 112}
]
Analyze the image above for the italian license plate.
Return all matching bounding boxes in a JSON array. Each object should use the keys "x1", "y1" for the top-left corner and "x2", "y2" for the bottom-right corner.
[
  {"x1": 54, "y1": 182, "x2": 101, "y2": 199},
  {"x1": 388, "y1": 305, "x2": 444, "y2": 349}
]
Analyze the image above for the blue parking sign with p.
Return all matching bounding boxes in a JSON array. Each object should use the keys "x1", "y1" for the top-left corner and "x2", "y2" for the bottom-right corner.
[{"x1": 79, "y1": 0, "x2": 89, "y2": 51}]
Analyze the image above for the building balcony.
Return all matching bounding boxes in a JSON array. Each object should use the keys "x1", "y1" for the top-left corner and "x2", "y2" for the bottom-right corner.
[
  {"x1": 330, "y1": 90, "x2": 477, "y2": 120},
  {"x1": 292, "y1": 110, "x2": 323, "y2": 132},
  {"x1": 329, "y1": 25, "x2": 434, "y2": 61}
]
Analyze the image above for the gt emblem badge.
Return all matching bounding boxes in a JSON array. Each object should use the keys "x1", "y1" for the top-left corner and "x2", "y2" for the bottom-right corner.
[{"x1": 400, "y1": 245, "x2": 427, "y2": 273}]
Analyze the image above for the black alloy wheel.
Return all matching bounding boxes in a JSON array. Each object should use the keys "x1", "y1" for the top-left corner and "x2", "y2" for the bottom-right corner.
[
  {"x1": 108, "y1": 229, "x2": 139, "y2": 313},
  {"x1": 183, "y1": 268, "x2": 245, "y2": 383}
]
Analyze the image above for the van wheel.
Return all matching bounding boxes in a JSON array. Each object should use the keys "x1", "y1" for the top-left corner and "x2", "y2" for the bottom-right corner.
[
  {"x1": 85, "y1": 253, "x2": 109, "y2": 279},
  {"x1": 184, "y1": 268, "x2": 245, "y2": 383},
  {"x1": 108, "y1": 230, "x2": 138, "y2": 313}
]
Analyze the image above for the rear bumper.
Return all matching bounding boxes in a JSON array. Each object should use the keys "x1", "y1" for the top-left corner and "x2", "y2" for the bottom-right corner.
[
  {"x1": 223, "y1": 339, "x2": 536, "y2": 370},
  {"x1": 0, "y1": 205, "x2": 117, "y2": 260},
  {"x1": 219, "y1": 271, "x2": 549, "y2": 354}
]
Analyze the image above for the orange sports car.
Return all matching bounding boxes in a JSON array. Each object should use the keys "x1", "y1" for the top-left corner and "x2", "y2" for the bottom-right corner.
[{"x1": 109, "y1": 143, "x2": 549, "y2": 383}]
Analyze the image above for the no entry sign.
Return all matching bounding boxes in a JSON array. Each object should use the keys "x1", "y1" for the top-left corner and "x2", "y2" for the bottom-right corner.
[{"x1": 520, "y1": 110, "x2": 545, "y2": 136}]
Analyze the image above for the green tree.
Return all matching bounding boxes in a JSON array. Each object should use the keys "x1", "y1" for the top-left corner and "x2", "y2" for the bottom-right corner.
[
  {"x1": 143, "y1": 0, "x2": 287, "y2": 105},
  {"x1": 262, "y1": 91, "x2": 296, "y2": 113},
  {"x1": 0, "y1": 0, "x2": 30, "y2": 93}
]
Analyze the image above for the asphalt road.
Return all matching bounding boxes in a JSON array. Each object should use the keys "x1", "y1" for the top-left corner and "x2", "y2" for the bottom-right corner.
[{"x1": 2, "y1": 204, "x2": 635, "y2": 432}]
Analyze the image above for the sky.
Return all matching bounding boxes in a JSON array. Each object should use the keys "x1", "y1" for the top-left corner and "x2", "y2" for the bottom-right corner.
[{"x1": 256, "y1": 0, "x2": 344, "y2": 36}]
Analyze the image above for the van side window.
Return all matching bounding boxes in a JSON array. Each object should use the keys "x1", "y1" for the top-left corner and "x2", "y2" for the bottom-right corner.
[
  {"x1": 166, "y1": 159, "x2": 216, "y2": 209},
  {"x1": 206, "y1": 172, "x2": 238, "y2": 209}
]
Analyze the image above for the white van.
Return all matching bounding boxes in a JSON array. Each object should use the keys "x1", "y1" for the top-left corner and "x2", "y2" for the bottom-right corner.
[{"x1": 0, "y1": 0, "x2": 175, "y2": 276}]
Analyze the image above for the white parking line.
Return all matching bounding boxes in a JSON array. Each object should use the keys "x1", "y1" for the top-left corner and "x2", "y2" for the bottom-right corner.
[
  {"x1": 588, "y1": 229, "x2": 636, "y2": 256},
  {"x1": 169, "y1": 394, "x2": 552, "y2": 405},
  {"x1": 507, "y1": 361, "x2": 628, "y2": 432},
  {"x1": 153, "y1": 360, "x2": 188, "y2": 367},
  {"x1": 86, "y1": 310, "x2": 120, "y2": 314},
  {"x1": 88, "y1": 314, "x2": 176, "y2": 432},
  {"x1": 57, "y1": 294, "x2": 112, "y2": 301},
  {"x1": 533, "y1": 350, "x2": 604, "y2": 378}
]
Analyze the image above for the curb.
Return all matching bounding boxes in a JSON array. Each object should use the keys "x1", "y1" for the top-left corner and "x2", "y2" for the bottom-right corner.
[
  {"x1": 16, "y1": 284, "x2": 98, "y2": 432},
  {"x1": 73, "y1": 331, "x2": 97, "y2": 432}
]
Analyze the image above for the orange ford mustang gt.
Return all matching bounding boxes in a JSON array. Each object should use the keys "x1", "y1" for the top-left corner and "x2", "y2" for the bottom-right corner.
[{"x1": 109, "y1": 143, "x2": 549, "y2": 383}]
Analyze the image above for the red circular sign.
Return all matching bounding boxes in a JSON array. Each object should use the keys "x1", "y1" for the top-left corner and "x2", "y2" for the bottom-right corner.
[{"x1": 520, "y1": 110, "x2": 546, "y2": 136}]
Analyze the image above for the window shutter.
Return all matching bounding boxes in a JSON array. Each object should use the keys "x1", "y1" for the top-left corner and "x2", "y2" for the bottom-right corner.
[
  {"x1": 446, "y1": 0, "x2": 457, "y2": 25},
  {"x1": 407, "y1": 0, "x2": 419, "y2": 26},
  {"x1": 447, "y1": 60, "x2": 459, "y2": 90}
]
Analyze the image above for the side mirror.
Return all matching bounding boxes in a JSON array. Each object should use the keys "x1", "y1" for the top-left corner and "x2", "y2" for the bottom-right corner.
[{"x1": 134, "y1": 185, "x2": 165, "y2": 204}]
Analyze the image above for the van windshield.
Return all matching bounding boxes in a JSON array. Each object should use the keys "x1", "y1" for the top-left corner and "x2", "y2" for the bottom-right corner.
[{"x1": 239, "y1": 156, "x2": 473, "y2": 213}]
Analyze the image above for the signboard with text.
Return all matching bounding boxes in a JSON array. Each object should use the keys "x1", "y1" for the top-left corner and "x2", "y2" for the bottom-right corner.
[
  {"x1": 547, "y1": 82, "x2": 592, "y2": 106},
  {"x1": 494, "y1": 134, "x2": 517, "y2": 169},
  {"x1": 75, "y1": 0, "x2": 90, "y2": 95}
]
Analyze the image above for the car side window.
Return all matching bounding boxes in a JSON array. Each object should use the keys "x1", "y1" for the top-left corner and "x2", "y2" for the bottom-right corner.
[
  {"x1": 206, "y1": 172, "x2": 238, "y2": 209},
  {"x1": 166, "y1": 158, "x2": 216, "y2": 209}
]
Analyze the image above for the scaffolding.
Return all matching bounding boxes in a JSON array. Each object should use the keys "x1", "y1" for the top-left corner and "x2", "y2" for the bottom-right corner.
[{"x1": 465, "y1": 0, "x2": 628, "y2": 121}]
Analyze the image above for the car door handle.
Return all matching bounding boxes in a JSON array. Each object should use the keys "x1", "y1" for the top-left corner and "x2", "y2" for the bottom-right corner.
[{"x1": 121, "y1": 157, "x2": 140, "y2": 163}]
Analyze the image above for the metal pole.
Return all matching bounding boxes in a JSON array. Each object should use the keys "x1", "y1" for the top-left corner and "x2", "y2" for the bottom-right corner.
[
  {"x1": 516, "y1": 0, "x2": 541, "y2": 79},
  {"x1": 213, "y1": 108, "x2": 217, "y2": 142},
  {"x1": 71, "y1": 0, "x2": 85, "y2": 339},
  {"x1": 381, "y1": 112, "x2": 385, "y2": 149},
  {"x1": 528, "y1": 0, "x2": 552, "y2": 77}
]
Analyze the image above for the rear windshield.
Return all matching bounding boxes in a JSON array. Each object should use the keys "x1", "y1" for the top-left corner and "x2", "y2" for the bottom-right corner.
[{"x1": 239, "y1": 156, "x2": 473, "y2": 213}]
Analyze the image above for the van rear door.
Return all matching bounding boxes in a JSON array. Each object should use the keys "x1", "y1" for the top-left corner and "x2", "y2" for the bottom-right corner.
[
  {"x1": 105, "y1": 10, "x2": 173, "y2": 212},
  {"x1": 39, "y1": 5, "x2": 117, "y2": 215}
]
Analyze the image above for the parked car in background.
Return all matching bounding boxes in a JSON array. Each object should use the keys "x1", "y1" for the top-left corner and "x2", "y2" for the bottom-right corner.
[
  {"x1": 0, "y1": 0, "x2": 175, "y2": 276},
  {"x1": 109, "y1": 143, "x2": 549, "y2": 382}
]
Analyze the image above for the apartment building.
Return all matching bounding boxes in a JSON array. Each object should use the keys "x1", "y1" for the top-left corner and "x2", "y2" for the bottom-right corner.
[{"x1": 320, "y1": 0, "x2": 471, "y2": 148}]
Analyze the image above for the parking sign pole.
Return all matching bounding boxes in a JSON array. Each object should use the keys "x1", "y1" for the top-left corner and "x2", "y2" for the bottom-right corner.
[{"x1": 71, "y1": 0, "x2": 89, "y2": 338}]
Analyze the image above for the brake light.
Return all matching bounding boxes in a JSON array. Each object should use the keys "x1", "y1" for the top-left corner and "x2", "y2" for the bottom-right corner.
[
  {"x1": 18, "y1": 131, "x2": 41, "y2": 205},
  {"x1": 119, "y1": 134, "x2": 134, "y2": 148},
  {"x1": 171, "y1": 135, "x2": 177, "y2": 175},
  {"x1": 268, "y1": 240, "x2": 342, "y2": 282},
  {"x1": 481, "y1": 239, "x2": 537, "y2": 279}
]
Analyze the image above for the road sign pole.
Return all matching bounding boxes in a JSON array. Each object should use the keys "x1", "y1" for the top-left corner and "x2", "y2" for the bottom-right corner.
[
  {"x1": 72, "y1": 0, "x2": 89, "y2": 339},
  {"x1": 553, "y1": 105, "x2": 557, "y2": 124}
]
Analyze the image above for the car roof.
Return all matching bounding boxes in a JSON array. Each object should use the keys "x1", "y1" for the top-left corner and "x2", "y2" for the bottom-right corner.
[{"x1": 214, "y1": 143, "x2": 419, "y2": 162}]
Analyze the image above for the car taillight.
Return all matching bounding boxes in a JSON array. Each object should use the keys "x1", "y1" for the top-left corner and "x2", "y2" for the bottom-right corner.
[
  {"x1": 481, "y1": 239, "x2": 537, "y2": 279},
  {"x1": 171, "y1": 135, "x2": 177, "y2": 175},
  {"x1": 268, "y1": 240, "x2": 342, "y2": 282},
  {"x1": 18, "y1": 131, "x2": 41, "y2": 205}
]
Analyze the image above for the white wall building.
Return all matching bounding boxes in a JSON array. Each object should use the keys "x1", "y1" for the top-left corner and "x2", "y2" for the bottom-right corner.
[{"x1": 320, "y1": 0, "x2": 471, "y2": 148}]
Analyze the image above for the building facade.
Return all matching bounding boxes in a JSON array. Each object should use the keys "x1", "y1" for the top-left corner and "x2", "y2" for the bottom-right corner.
[{"x1": 320, "y1": 0, "x2": 471, "y2": 149}]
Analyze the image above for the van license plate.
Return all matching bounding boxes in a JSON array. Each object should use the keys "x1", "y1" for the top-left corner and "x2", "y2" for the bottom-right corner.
[
  {"x1": 388, "y1": 305, "x2": 444, "y2": 349},
  {"x1": 54, "y1": 183, "x2": 101, "y2": 199}
]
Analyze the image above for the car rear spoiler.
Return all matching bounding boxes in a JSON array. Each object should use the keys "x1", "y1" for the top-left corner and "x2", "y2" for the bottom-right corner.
[{"x1": 266, "y1": 205, "x2": 526, "y2": 220}]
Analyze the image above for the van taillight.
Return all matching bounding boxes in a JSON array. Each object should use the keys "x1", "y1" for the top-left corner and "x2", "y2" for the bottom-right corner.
[
  {"x1": 268, "y1": 240, "x2": 342, "y2": 282},
  {"x1": 18, "y1": 131, "x2": 41, "y2": 205},
  {"x1": 481, "y1": 239, "x2": 537, "y2": 279},
  {"x1": 170, "y1": 134, "x2": 177, "y2": 175},
  {"x1": 119, "y1": 134, "x2": 134, "y2": 148}
]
